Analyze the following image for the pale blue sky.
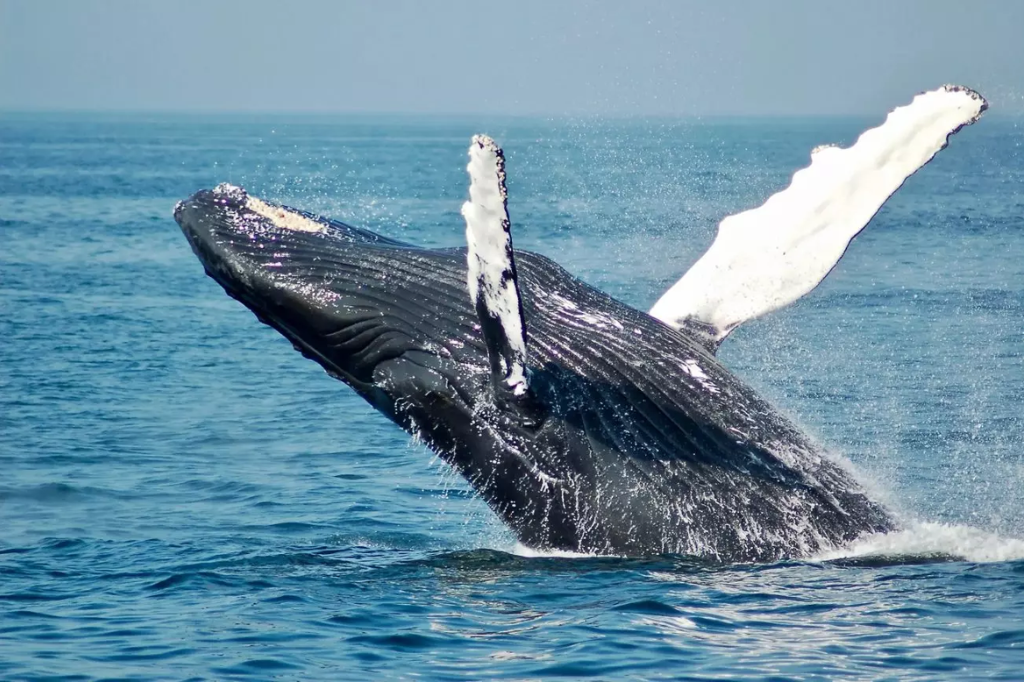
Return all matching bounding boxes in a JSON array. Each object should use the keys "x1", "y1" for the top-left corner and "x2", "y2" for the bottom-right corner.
[{"x1": 1, "y1": 0, "x2": 1021, "y2": 115}]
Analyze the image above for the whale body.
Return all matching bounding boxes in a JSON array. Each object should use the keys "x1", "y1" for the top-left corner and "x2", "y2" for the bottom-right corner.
[
  {"x1": 175, "y1": 185, "x2": 894, "y2": 562},
  {"x1": 174, "y1": 86, "x2": 986, "y2": 561}
]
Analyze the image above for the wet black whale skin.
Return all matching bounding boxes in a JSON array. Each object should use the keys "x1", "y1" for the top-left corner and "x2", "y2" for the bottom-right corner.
[{"x1": 175, "y1": 187, "x2": 895, "y2": 562}]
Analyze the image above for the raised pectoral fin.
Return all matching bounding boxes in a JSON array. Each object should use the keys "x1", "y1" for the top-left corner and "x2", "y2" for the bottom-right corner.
[
  {"x1": 461, "y1": 135, "x2": 530, "y2": 396},
  {"x1": 650, "y1": 85, "x2": 987, "y2": 350}
]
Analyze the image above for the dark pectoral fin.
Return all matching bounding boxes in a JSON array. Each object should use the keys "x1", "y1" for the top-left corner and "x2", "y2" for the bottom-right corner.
[{"x1": 461, "y1": 135, "x2": 530, "y2": 397}]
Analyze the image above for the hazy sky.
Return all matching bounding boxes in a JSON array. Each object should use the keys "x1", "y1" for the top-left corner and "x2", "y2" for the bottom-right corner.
[{"x1": 2, "y1": 0, "x2": 1022, "y2": 115}]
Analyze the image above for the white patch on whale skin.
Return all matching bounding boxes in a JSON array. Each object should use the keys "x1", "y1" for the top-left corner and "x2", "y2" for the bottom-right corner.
[
  {"x1": 213, "y1": 183, "x2": 326, "y2": 234},
  {"x1": 681, "y1": 358, "x2": 708, "y2": 380},
  {"x1": 246, "y1": 195, "x2": 326, "y2": 233},
  {"x1": 680, "y1": 358, "x2": 719, "y2": 394},
  {"x1": 549, "y1": 292, "x2": 579, "y2": 311},
  {"x1": 576, "y1": 311, "x2": 624, "y2": 331},
  {"x1": 545, "y1": 291, "x2": 624, "y2": 330},
  {"x1": 461, "y1": 134, "x2": 528, "y2": 395},
  {"x1": 650, "y1": 84, "x2": 987, "y2": 345}
]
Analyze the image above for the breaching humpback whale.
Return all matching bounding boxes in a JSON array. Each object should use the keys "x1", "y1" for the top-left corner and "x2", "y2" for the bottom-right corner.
[{"x1": 175, "y1": 85, "x2": 986, "y2": 562}]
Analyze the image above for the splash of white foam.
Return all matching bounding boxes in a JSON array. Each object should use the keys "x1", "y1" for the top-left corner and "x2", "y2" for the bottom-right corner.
[
  {"x1": 512, "y1": 542, "x2": 607, "y2": 559},
  {"x1": 815, "y1": 521, "x2": 1024, "y2": 564},
  {"x1": 514, "y1": 522, "x2": 1024, "y2": 564}
]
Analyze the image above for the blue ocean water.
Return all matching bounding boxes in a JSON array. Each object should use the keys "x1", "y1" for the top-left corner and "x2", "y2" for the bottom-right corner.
[{"x1": 2, "y1": 111, "x2": 1023, "y2": 680}]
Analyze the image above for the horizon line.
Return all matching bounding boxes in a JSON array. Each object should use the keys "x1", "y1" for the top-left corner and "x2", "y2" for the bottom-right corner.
[
  {"x1": 4, "y1": 107, "x2": 1020, "y2": 121},
  {"x1": 0, "y1": 107, "x2": 987, "y2": 120}
]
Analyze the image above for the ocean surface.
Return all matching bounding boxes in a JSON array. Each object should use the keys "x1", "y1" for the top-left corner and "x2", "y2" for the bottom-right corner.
[{"x1": 2, "y1": 111, "x2": 1023, "y2": 680}]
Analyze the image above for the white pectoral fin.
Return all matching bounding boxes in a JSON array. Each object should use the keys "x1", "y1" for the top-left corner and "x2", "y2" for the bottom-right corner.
[
  {"x1": 649, "y1": 85, "x2": 987, "y2": 350},
  {"x1": 461, "y1": 135, "x2": 529, "y2": 396}
]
